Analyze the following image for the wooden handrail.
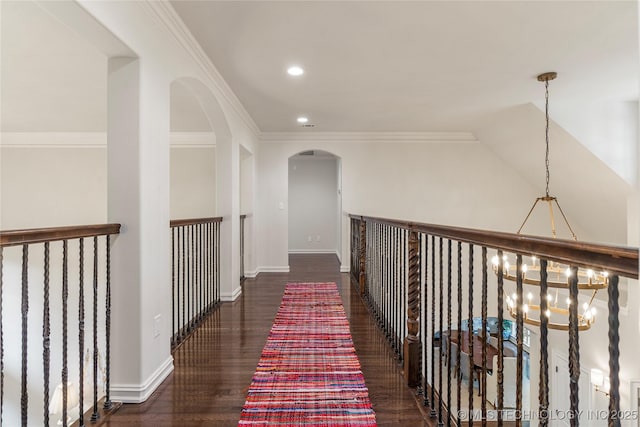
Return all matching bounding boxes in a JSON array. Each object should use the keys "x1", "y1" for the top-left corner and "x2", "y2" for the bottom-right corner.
[
  {"x1": 0, "y1": 223, "x2": 121, "y2": 247},
  {"x1": 170, "y1": 217, "x2": 223, "y2": 227},
  {"x1": 349, "y1": 214, "x2": 638, "y2": 279}
]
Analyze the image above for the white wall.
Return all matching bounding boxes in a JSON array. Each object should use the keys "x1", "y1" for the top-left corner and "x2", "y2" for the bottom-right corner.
[
  {"x1": 288, "y1": 155, "x2": 339, "y2": 254},
  {"x1": 256, "y1": 138, "x2": 582, "y2": 273},
  {"x1": 0, "y1": 145, "x2": 107, "y2": 229},
  {"x1": 170, "y1": 146, "x2": 216, "y2": 219}
]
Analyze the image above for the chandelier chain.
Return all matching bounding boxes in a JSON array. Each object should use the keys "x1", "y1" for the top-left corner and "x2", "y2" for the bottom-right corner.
[{"x1": 545, "y1": 79, "x2": 550, "y2": 197}]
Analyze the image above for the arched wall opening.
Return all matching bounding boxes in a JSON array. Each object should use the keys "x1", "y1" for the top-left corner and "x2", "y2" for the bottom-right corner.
[
  {"x1": 288, "y1": 150, "x2": 342, "y2": 262},
  {"x1": 169, "y1": 80, "x2": 217, "y2": 219},
  {"x1": 171, "y1": 77, "x2": 240, "y2": 302}
]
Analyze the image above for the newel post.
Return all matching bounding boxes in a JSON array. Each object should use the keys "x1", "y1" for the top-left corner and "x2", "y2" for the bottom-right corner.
[
  {"x1": 404, "y1": 228, "x2": 420, "y2": 386},
  {"x1": 358, "y1": 218, "x2": 366, "y2": 296}
]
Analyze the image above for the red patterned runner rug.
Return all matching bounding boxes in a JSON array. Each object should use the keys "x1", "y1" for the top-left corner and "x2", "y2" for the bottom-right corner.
[{"x1": 239, "y1": 282, "x2": 377, "y2": 426}]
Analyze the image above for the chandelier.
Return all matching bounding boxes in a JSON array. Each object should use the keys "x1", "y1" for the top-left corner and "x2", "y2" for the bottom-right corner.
[{"x1": 492, "y1": 72, "x2": 608, "y2": 331}]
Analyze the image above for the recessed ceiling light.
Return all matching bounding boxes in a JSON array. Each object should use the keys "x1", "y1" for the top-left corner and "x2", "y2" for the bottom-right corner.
[
  {"x1": 297, "y1": 116, "x2": 309, "y2": 124},
  {"x1": 287, "y1": 66, "x2": 304, "y2": 76}
]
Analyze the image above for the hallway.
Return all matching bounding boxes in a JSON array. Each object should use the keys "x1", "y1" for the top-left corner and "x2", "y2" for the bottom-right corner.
[{"x1": 104, "y1": 254, "x2": 429, "y2": 426}]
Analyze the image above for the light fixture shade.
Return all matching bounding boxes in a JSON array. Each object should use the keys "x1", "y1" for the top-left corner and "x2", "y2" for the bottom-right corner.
[
  {"x1": 590, "y1": 368, "x2": 604, "y2": 387},
  {"x1": 49, "y1": 382, "x2": 79, "y2": 415}
]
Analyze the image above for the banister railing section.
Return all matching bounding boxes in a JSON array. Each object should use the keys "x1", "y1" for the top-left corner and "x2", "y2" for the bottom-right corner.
[
  {"x1": 349, "y1": 214, "x2": 638, "y2": 427},
  {"x1": 170, "y1": 217, "x2": 222, "y2": 350},
  {"x1": 0, "y1": 223, "x2": 121, "y2": 427}
]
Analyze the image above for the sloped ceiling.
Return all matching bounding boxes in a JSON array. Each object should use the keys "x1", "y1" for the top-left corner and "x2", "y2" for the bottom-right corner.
[{"x1": 171, "y1": 0, "x2": 638, "y2": 134}]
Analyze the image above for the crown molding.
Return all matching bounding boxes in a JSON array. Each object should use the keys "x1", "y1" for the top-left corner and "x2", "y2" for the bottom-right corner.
[
  {"x1": 260, "y1": 131, "x2": 478, "y2": 144},
  {"x1": 0, "y1": 132, "x2": 216, "y2": 148},
  {"x1": 142, "y1": 1, "x2": 261, "y2": 137}
]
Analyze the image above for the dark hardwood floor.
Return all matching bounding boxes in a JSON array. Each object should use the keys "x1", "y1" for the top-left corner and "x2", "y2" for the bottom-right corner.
[{"x1": 104, "y1": 254, "x2": 430, "y2": 426}]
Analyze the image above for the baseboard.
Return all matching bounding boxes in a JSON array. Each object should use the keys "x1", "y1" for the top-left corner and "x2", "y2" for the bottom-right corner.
[
  {"x1": 221, "y1": 286, "x2": 242, "y2": 302},
  {"x1": 340, "y1": 265, "x2": 350, "y2": 273},
  {"x1": 111, "y1": 356, "x2": 174, "y2": 403},
  {"x1": 257, "y1": 266, "x2": 290, "y2": 273},
  {"x1": 244, "y1": 269, "x2": 258, "y2": 278},
  {"x1": 288, "y1": 249, "x2": 338, "y2": 254}
]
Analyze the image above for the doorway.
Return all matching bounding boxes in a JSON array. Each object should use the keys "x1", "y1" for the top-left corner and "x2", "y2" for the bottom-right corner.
[{"x1": 288, "y1": 150, "x2": 342, "y2": 261}]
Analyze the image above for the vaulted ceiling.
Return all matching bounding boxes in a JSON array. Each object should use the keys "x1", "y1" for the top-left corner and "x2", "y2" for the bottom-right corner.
[{"x1": 170, "y1": 1, "x2": 638, "y2": 133}]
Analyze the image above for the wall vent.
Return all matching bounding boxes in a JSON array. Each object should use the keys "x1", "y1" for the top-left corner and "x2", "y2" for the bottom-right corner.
[{"x1": 299, "y1": 150, "x2": 315, "y2": 156}]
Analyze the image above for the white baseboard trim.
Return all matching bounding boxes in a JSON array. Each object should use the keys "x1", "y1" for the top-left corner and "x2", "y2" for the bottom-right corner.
[
  {"x1": 340, "y1": 265, "x2": 350, "y2": 273},
  {"x1": 221, "y1": 286, "x2": 242, "y2": 302},
  {"x1": 244, "y1": 269, "x2": 258, "y2": 278},
  {"x1": 257, "y1": 266, "x2": 290, "y2": 273},
  {"x1": 111, "y1": 356, "x2": 174, "y2": 403},
  {"x1": 288, "y1": 249, "x2": 339, "y2": 254}
]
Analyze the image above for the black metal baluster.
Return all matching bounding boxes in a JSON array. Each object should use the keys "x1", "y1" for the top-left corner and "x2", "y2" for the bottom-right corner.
[
  {"x1": 171, "y1": 228, "x2": 175, "y2": 346},
  {"x1": 430, "y1": 235, "x2": 436, "y2": 418},
  {"x1": 392, "y1": 227, "x2": 397, "y2": 356},
  {"x1": 539, "y1": 259, "x2": 549, "y2": 427},
  {"x1": 0, "y1": 246, "x2": 3, "y2": 427},
  {"x1": 200, "y1": 224, "x2": 203, "y2": 320},
  {"x1": 62, "y1": 240, "x2": 69, "y2": 427},
  {"x1": 91, "y1": 237, "x2": 99, "y2": 422},
  {"x1": 182, "y1": 226, "x2": 186, "y2": 339},
  {"x1": 384, "y1": 225, "x2": 389, "y2": 340},
  {"x1": 217, "y1": 222, "x2": 221, "y2": 304},
  {"x1": 423, "y1": 235, "x2": 430, "y2": 407},
  {"x1": 104, "y1": 235, "x2": 113, "y2": 410},
  {"x1": 400, "y1": 228, "x2": 406, "y2": 361},
  {"x1": 191, "y1": 225, "x2": 195, "y2": 329},
  {"x1": 467, "y1": 244, "x2": 474, "y2": 427},
  {"x1": 446, "y1": 240, "x2": 452, "y2": 427},
  {"x1": 515, "y1": 255, "x2": 524, "y2": 427},
  {"x1": 20, "y1": 244, "x2": 28, "y2": 427},
  {"x1": 567, "y1": 265, "x2": 579, "y2": 427},
  {"x1": 497, "y1": 251, "x2": 505, "y2": 427},
  {"x1": 438, "y1": 237, "x2": 444, "y2": 426},
  {"x1": 43, "y1": 242, "x2": 51, "y2": 427},
  {"x1": 78, "y1": 239, "x2": 85, "y2": 426},
  {"x1": 608, "y1": 275, "x2": 620, "y2": 427},
  {"x1": 481, "y1": 247, "x2": 488, "y2": 427},
  {"x1": 456, "y1": 242, "x2": 462, "y2": 427}
]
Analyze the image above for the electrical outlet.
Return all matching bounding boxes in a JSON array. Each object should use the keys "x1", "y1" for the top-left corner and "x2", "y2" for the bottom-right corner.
[
  {"x1": 153, "y1": 314, "x2": 161, "y2": 338},
  {"x1": 316, "y1": 235, "x2": 320, "y2": 242},
  {"x1": 308, "y1": 235, "x2": 312, "y2": 242}
]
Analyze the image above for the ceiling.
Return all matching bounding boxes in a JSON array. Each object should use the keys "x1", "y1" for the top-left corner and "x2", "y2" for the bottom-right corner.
[{"x1": 171, "y1": 0, "x2": 638, "y2": 133}]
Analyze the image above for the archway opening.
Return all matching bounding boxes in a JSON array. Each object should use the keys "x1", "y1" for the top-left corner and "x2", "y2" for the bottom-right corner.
[{"x1": 288, "y1": 150, "x2": 342, "y2": 263}]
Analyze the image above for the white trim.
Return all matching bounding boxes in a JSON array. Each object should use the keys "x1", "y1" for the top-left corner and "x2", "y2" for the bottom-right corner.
[
  {"x1": 110, "y1": 356, "x2": 174, "y2": 403},
  {"x1": 260, "y1": 131, "x2": 478, "y2": 144},
  {"x1": 244, "y1": 269, "x2": 258, "y2": 279},
  {"x1": 0, "y1": 132, "x2": 217, "y2": 149},
  {"x1": 142, "y1": 1, "x2": 260, "y2": 137},
  {"x1": 170, "y1": 132, "x2": 216, "y2": 147},
  {"x1": 340, "y1": 265, "x2": 350, "y2": 273},
  {"x1": 221, "y1": 286, "x2": 242, "y2": 302},
  {"x1": 257, "y1": 266, "x2": 290, "y2": 273},
  {"x1": 288, "y1": 249, "x2": 340, "y2": 254},
  {"x1": 1, "y1": 132, "x2": 106, "y2": 148}
]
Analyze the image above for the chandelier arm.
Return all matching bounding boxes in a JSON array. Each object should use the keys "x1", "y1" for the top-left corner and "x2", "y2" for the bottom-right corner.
[
  {"x1": 553, "y1": 199, "x2": 578, "y2": 241},
  {"x1": 546, "y1": 199, "x2": 557, "y2": 239},
  {"x1": 517, "y1": 198, "x2": 543, "y2": 235}
]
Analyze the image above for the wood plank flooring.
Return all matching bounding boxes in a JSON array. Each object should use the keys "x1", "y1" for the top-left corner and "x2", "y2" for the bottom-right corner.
[{"x1": 104, "y1": 254, "x2": 430, "y2": 426}]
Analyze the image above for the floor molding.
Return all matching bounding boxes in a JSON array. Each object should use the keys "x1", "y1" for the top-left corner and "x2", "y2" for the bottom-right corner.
[{"x1": 111, "y1": 356, "x2": 174, "y2": 403}]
